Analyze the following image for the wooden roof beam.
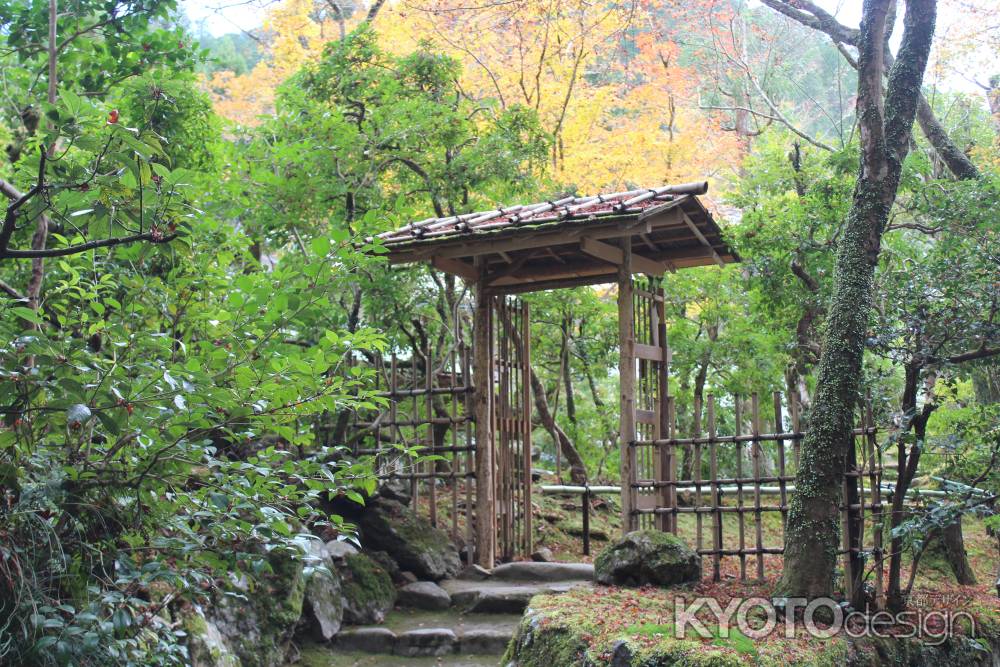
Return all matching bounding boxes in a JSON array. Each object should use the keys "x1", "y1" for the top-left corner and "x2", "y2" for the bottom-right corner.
[
  {"x1": 484, "y1": 249, "x2": 542, "y2": 286},
  {"x1": 680, "y1": 210, "x2": 725, "y2": 267},
  {"x1": 431, "y1": 255, "x2": 478, "y2": 282},
  {"x1": 580, "y1": 237, "x2": 668, "y2": 277}
]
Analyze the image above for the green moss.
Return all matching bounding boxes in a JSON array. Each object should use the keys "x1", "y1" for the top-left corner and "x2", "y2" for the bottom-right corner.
[
  {"x1": 266, "y1": 550, "x2": 307, "y2": 629},
  {"x1": 557, "y1": 519, "x2": 610, "y2": 541},
  {"x1": 846, "y1": 634, "x2": 996, "y2": 667},
  {"x1": 296, "y1": 644, "x2": 335, "y2": 667},
  {"x1": 501, "y1": 612, "x2": 589, "y2": 667},
  {"x1": 342, "y1": 552, "x2": 395, "y2": 615},
  {"x1": 181, "y1": 608, "x2": 241, "y2": 667},
  {"x1": 503, "y1": 584, "x2": 998, "y2": 667}
]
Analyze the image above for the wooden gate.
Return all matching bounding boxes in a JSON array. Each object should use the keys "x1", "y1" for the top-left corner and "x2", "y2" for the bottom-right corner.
[
  {"x1": 619, "y1": 273, "x2": 671, "y2": 534},
  {"x1": 492, "y1": 295, "x2": 533, "y2": 561}
]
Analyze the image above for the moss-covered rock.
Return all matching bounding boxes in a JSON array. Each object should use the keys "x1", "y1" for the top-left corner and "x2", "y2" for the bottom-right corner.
[
  {"x1": 502, "y1": 609, "x2": 590, "y2": 667},
  {"x1": 846, "y1": 634, "x2": 998, "y2": 666},
  {"x1": 594, "y1": 530, "x2": 700, "y2": 587},
  {"x1": 341, "y1": 552, "x2": 396, "y2": 625},
  {"x1": 184, "y1": 549, "x2": 306, "y2": 667},
  {"x1": 181, "y1": 605, "x2": 241, "y2": 667},
  {"x1": 359, "y1": 497, "x2": 461, "y2": 581}
]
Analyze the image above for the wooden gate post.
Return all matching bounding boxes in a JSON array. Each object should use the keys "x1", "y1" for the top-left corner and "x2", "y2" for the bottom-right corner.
[
  {"x1": 473, "y1": 272, "x2": 496, "y2": 568},
  {"x1": 618, "y1": 240, "x2": 638, "y2": 534},
  {"x1": 521, "y1": 302, "x2": 532, "y2": 557}
]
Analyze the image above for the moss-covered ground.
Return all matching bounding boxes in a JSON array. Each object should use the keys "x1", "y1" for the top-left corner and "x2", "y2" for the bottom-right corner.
[{"x1": 501, "y1": 509, "x2": 999, "y2": 666}]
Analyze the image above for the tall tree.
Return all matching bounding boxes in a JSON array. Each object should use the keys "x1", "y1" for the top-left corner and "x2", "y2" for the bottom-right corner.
[{"x1": 778, "y1": 0, "x2": 938, "y2": 600}]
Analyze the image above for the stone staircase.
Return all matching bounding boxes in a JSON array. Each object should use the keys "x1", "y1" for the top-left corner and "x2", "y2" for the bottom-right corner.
[{"x1": 314, "y1": 562, "x2": 594, "y2": 666}]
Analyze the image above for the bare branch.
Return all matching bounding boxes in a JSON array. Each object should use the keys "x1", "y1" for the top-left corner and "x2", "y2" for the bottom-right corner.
[{"x1": 0, "y1": 231, "x2": 179, "y2": 259}]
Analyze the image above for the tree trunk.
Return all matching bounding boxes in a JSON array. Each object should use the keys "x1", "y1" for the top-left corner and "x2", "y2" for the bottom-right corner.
[
  {"x1": 506, "y1": 316, "x2": 587, "y2": 484},
  {"x1": 779, "y1": 0, "x2": 937, "y2": 600},
  {"x1": 973, "y1": 362, "x2": 1000, "y2": 404},
  {"x1": 528, "y1": 363, "x2": 587, "y2": 484},
  {"x1": 936, "y1": 518, "x2": 977, "y2": 585},
  {"x1": 886, "y1": 364, "x2": 937, "y2": 610},
  {"x1": 562, "y1": 316, "x2": 577, "y2": 424},
  {"x1": 985, "y1": 75, "x2": 1000, "y2": 145}
]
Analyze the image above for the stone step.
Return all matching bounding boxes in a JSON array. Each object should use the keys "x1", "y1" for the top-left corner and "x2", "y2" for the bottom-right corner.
[
  {"x1": 331, "y1": 609, "x2": 519, "y2": 658},
  {"x1": 441, "y1": 577, "x2": 592, "y2": 614},
  {"x1": 488, "y1": 561, "x2": 594, "y2": 583},
  {"x1": 300, "y1": 650, "x2": 501, "y2": 667}
]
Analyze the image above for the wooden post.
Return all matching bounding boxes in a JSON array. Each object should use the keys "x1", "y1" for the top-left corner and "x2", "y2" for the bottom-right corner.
[
  {"x1": 427, "y1": 340, "x2": 437, "y2": 527},
  {"x1": 618, "y1": 239, "x2": 637, "y2": 534},
  {"x1": 735, "y1": 395, "x2": 746, "y2": 580},
  {"x1": 656, "y1": 288, "x2": 671, "y2": 533},
  {"x1": 473, "y1": 271, "x2": 495, "y2": 568},
  {"x1": 462, "y1": 344, "x2": 474, "y2": 565},
  {"x1": 522, "y1": 302, "x2": 533, "y2": 557},
  {"x1": 844, "y1": 422, "x2": 864, "y2": 608},
  {"x1": 667, "y1": 396, "x2": 678, "y2": 534},
  {"x1": 751, "y1": 392, "x2": 764, "y2": 581},
  {"x1": 773, "y1": 392, "x2": 787, "y2": 534},
  {"x1": 708, "y1": 394, "x2": 722, "y2": 582}
]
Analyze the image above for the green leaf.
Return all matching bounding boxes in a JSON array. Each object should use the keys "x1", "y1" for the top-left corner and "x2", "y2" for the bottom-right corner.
[
  {"x1": 311, "y1": 236, "x2": 331, "y2": 257},
  {"x1": 10, "y1": 307, "x2": 43, "y2": 324}
]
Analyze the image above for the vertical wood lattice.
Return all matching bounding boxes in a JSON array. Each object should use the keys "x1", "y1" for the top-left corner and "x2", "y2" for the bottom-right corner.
[
  {"x1": 346, "y1": 343, "x2": 477, "y2": 562},
  {"x1": 629, "y1": 274, "x2": 670, "y2": 533}
]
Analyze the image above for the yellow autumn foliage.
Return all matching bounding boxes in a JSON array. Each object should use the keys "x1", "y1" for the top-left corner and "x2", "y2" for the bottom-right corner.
[{"x1": 204, "y1": 0, "x2": 744, "y2": 192}]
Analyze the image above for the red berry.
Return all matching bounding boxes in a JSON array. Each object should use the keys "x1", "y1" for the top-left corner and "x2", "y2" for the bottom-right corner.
[{"x1": 107, "y1": 109, "x2": 119, "y2": 124}]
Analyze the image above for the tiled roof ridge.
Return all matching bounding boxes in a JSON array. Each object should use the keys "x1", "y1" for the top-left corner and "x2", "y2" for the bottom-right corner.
[{"x1": 375, "y1": 181, "x2": 709, "y2": 244}]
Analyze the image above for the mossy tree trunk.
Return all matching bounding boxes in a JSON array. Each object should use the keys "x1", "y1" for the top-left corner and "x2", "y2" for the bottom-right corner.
[{"x1": 779, "y1": 0, "x2": 938, "y2": 600}]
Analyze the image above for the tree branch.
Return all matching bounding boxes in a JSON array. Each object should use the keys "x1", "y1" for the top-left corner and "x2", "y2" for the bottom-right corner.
[
  {"x1": 760, "y1": 0, "x2": 978, "y2": 182},
  {"x1": 0, "y1": 231, "x2": 178, "y2": 259},
  {"x1": 936, "y1": 346, "x2": 1000, "y2": 365},
  {"x1": 0, "y1": 147, "x2": 47, "y2": 253},
  {"x1": 758, "y1": 0, "x2": 860, "y2": 44},
  {"x1": 883, "y1": 0, "x2": 937, "y2": 159}
]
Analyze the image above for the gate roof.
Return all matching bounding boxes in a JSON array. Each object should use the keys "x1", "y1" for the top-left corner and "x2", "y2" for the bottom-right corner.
[{"x1": 377, "y1": 181, "x2": 739, "y2": 293}]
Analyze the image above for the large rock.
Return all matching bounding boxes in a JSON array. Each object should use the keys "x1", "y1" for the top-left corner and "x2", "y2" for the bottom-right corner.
[
  {"x1": 594, "y1": 530, "x2": 701, "y2": 587},
  {"x1": 359, "y1": 497, "x2": 461, "y2": 581},
  {"x1": 324, "y1": 539, "x2": 358, "y2": 563},
  {"x1": 491, "y1": 561, "x2": 594, "y2": 582},
  {"x1": 341, "y1": 552, "x2": 396, "y2": 625},
  {"x1": 301, "y1": 540, "x2": 343, "y2": 640},
  {"x1": 182, "y1": 605, "x2": 241, "y2": 667}
]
